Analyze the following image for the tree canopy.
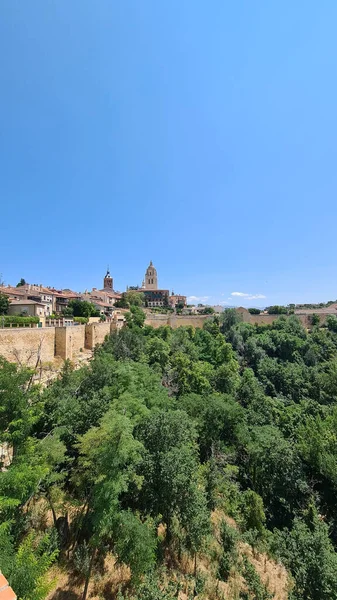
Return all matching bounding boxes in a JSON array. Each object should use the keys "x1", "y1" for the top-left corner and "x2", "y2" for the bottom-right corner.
[
  {"x1": 0, "y1": 293, "x2": 9, "y2": 315},
  {"x1": 66, "y1": 299, "x2": 100, "y2": 317},
  {"x1": 2, "y1": 313, "x2": 337, "y2": 598}
]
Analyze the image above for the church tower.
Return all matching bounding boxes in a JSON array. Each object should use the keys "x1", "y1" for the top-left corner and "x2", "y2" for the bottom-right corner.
[
  {"x1": 103, "y1": 268, "x2": 113, "y2": 290},
  {"x1": 144, "y1": 261, "x2": 158, "y2": 290}
]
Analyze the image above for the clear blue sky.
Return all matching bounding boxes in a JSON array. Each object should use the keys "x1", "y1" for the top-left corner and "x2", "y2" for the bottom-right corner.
[{"x1": 1, "y1": 1, "x2": 337, "y2": 307}]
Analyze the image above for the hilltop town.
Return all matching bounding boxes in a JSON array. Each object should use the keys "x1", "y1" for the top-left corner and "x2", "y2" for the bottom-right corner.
[
  {"x1": 0, "y1": 261, "x2": 188, "y2": 322},
  {"x1": 1, "y1": 260, "x2": 337, "y2": 326}
]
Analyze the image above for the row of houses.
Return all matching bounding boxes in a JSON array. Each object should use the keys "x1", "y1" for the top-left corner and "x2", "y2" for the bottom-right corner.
[{"x1": 0, "y1": 274, "x2": 122, "y2": 320}]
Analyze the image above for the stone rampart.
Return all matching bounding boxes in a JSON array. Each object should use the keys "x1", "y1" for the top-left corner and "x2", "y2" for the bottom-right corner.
[
  {"x1": 144, "y1": 314, "x2": 171, "y2": 328},
  {"x1": 54, "y1": 325, "x2": 86, "y2": 360},
  {"x1": 0, "y1": 327, "x2": 56, "y2": 366},
  {"x1": 0, "y1": 310, "x2": 334, "y2": 368},
  {"x1": 85, "y1": 322, "x2": 111, "y2": 349},
  {"x1": 145, "y1": 314, "x2": 213, "y2": 329},
  {"x1": 243, "y1": 312, "x2": 331, "y2": 328}
]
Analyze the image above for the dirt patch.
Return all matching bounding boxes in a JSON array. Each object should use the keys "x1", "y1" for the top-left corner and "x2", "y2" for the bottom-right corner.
[
  {"x1": 46, "y1": 511, "x2": 289, "y2": 600},
  {"x1": 241, "y1": 542, "x2": 289, "y2": 600}
]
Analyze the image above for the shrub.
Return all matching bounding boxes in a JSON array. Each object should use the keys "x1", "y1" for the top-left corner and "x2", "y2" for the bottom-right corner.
[
  {"x1": 326, "y1": 315, "x2": 337, "y2": 332},
  {"x1": 0, "y1": 293, "x2": 9, "y2": 315},
  {"x1": 73, "y1": 542, "x2": 91, "y2": 577},
  {"x1": 240, "y1": 490, "x2": 266, "y2": 534},
  {"x1": 241, "y1": 555, "x2": 271, "y2": 599},
  {"x1": 1, "y1": 315, "x2": 40, "y2": 327},
  {"x1": 68, "y1": 299, "x2": 100, "y2": 318},
  {"x1": 311, "y1": 313, "x2": 320, "y2": 326},
  {"x1": 217, "y1": 520, "x2": 239, "y2": 581},
  {"x1": 73, "y1": 316, "x2": 88, "y2": 324},
  {"x1": 266, "y1": 305, "x2": 288, "y2": 315},
  {"x1": 248, "y1": 308, "x2": 261, "y2": 315}
]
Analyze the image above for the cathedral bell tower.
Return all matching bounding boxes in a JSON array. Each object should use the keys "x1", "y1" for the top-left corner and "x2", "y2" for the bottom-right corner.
[
  {"x1": 144, "y1": 260, "x2": 158, "y2": 290},
  {"x1": 103, "y1": 268, "x2": 113, "y2": 290}
]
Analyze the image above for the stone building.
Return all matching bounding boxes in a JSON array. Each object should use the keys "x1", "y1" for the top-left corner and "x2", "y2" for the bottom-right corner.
[
  {"x1": 8, "y1": 299, "x2": 45, "y2": 318},
  {"x1": 103, "y1": 268, "x2": 113, "y2": 291},
  {"x1": 131, "y1": 262, "x2": 186, "y2": 309},
  {"x1": 78, "y1": 270, "x2": 121, "y2": 316},
  {"x1": 0, "y1": 284, "x2": 54, "y2": 316},
  {"x1": 169, "y1": 293, "x2": 187, "y2": 308},
  {"x1": 137, "y1": 261, "x2": 168, "y2": 307},
  {"x1": 143, "y1": 289, "x2": 170, "y2": 307}
]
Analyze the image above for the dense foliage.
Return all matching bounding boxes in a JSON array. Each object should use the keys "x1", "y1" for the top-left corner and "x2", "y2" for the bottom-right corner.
[
  {"x1": 1, "y1": 315, "x2": 40, "y2": 326},
  {"x1": 2, "y1": 311, "x2": 337, "y2": 598},
  {"x1": 65, "y1": 299, "x2": 100, "y2": 318},
  {"x1": 0, "y1": 293, "x2": 10, "y2": 315},
  {"x1": 73, "y1": 316, "x2": 89, "y2": 324},
  {"x1": 16, "y1": 278, "x2": 26, "y2": 288}
]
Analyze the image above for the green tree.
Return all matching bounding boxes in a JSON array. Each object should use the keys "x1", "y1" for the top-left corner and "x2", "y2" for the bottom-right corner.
[
  {"x1": 170, "y1": 352, "x2": 213, "y2": 395},
  {"x1": 200, "y1": 306, "x2": 214, "y2": 314},
  {"x1": 114, "y1": 294, "x2": 129, "y2": 308},
  {"x1": 125, "y1": 305, "x2": 146, "y2": 328},
  {"x1": 266, "y1": 305, "x2": 288, "y2": 315},
  {"x1": 217, "y1": 520, "x2": 239, "y2": 581},
  {"x1": 0, "y1": 526, "x2": 58, "y2": 600},
  {"x1": 75, "y1": 407, "x2": 155, "y2": 598},
  {"x1": 67, "y1": 299, "x2": 100, "y2": 318},
  {"x1": 311, "y1": 313, "x2": 320, "y2": 326},
  {"x1": 241, "y1": 555, "x2": 271, "y2": 600},
  {"x1": 240, "y1": 490, "x2": 266, "y2": 534},
  {"x1": 0, "y1": 358, "x2": 40, "y2": 457},
  {"x1": 240, "y1": 426, "x2": 308, "y2": 527},
  {"x1": 146, "y1": 336, "x2": 170, "y2": 371},
  {"x1": 125, "y1": 290, "x2": 145, "y2": 307},
  {"x1": 16, "y1": 278, "x2": 26, "y2": 287},
  {"x1": 272, "y1": 506, "x2": 337, "y2": 600},
  {"x1": 180, "y1": 393, "x2": 244, "y2": 460},
  {"x1": 326, "y1": 315, "x2": 337, "y2": 333},
  {"x1": 0, "y1": 293, "x2": 9, "y2": 315},
  {"x1": 136, "y1": 410, "x2": 209, "y2": 546},
  {"x1": 220, "y1": 308, "x2": 241, "y2": 332}
]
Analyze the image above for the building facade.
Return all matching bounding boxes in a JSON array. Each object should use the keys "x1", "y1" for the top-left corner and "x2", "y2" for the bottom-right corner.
[
  {"x1": 103, "y1": 269, "x2": 113, "y2": 291},
  {"x1": 144, "y1": 261, "x2": 158, "y2": 290},
  {"x1": 143, "y1": 289, "x2": 169, "y2": 307},
  {"x1": 8, "y1": 299, "x2": 45, "y2": 318},
  {"x1": 169, "y1": 294, "x2": 187, "y2": 308}
]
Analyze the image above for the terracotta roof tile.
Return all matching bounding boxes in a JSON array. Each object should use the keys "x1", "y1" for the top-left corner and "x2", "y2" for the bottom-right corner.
[
  {"x1": 9, "y1": 299, "x2": 44, "y2": 306},
  {"x1": 0, "y1": 287, "x2": 27, "y2": 296},
  {"x1": 0, "y1": 587, "x2": 17, "y2": 600},
  {"x1": 0, "y1": 573, "x2": 16, "y2": 600},
  {"x1": 98, "y1": 289, "x2": 121, "y2": 298}
]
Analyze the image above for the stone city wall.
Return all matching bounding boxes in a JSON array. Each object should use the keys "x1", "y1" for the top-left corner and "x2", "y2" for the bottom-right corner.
[
  {"x1": 0, "y1": 310, "x2": 334, "y2": 368},
  {"x1": 0, "y1": 327, "x2": 56, "y2": 366},
  {"x1": 85, "y1": 322, "x2": 111, "y2": 349},
  {"x1": 55, "y1": 325, "x2": 86, "y2": 360},
  {"x1": 0, "y1": 321, "x2": 126, "y2": 367},
  {"x1": 145, "y1": 314, "x2": 213, "y2": 329},
  {"x1": 242, "y1": 312, "x2": 331, "y2": 328},
  {"x1": 146, "y1": 310, "x2": 333, "y2": 330}
]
